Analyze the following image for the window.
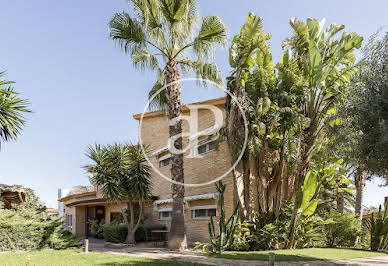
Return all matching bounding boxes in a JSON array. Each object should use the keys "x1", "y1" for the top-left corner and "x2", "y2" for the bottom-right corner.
[
  {"x1": 192, "y1": 207, "x2": 217, "y2": 220},
  {"x1": 197, "y1": 140, "x2": 216, "y2": 155},
  {"x1": 110, "y1": 212, "x2": 123, "y2": 224},
  {"x1": 159, "y1": 157, "x2": 171, "y2": 168},
  {"x1": 65, "y1": 214, "x2": 72, "y2": 230},
  {"x1": 158, "y1": 211, "x2": 172, "y2": 220}
]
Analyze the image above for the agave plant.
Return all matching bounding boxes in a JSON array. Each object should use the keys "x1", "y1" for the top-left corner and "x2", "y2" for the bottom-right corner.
[{"x1": 364, "y1": 203, "x2": 388, "y2": 251}]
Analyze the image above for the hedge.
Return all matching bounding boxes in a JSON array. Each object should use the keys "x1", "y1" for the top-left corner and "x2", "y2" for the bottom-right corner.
[
  {"x1": 103, "y1": 223, "x2": 166, "y2": 243},
  {"x1": 0, "y1": 208, "x2": 80, "y2": 251}
]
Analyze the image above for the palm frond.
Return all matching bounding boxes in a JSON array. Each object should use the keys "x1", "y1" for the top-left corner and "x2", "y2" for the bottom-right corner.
[
  {"x1": 109, "y1": 12, "x2": 147, "y2": 53},
  {"x1": 0, "y1": 86, "x2": 30, "y2": 147},
  {"x1": 179, "y1": 58, "x2": 223, "y2": 86},
  {"x1": 131, "y1": 47, "x2": 160, "y2": 71},
  {"x1": 148, "y1": 69, "x2": 167, "y2": 111},
  {"x1": 193, "y1": 15, "x2": 227, "y2": 59}
]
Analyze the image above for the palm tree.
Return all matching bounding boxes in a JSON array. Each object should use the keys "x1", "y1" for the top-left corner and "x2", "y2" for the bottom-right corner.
[
  {"x1": 108, "y1": 0, "x2": 227, "y2": 250},
  {"x1": 0, "y1": 71, "x2": 30, "y2": 149},
  {"x1": 85, "y1": 143, "x2": 152, "y2": 244}
]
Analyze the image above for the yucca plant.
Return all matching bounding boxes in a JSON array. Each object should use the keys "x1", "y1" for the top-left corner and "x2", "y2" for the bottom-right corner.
[
  {"x1": 364, "y1": 203, "x2": 388, "y2": 251},
  {"x1": 0, "y1": 71, "x2": 30, "y2": 149}
]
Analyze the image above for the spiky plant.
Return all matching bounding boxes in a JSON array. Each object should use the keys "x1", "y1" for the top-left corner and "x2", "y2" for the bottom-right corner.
[
  {"x1": 208, "y1": 181, "x2": 240, "y2": 254},
  {"x1": 0, "y1": 71, "x2": 30, "y2": 149},
  {"x1": 364, "y1": 203, "x2": 388, "y2": 251}
]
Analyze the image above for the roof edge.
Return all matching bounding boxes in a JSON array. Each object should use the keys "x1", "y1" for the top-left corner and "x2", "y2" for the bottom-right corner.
[
  {"x1": 133, "y1": 97, "x2": 226, "y2": 120},
  {"x1": 58, "y1": 191, "x2": 97, "y2": 202}
]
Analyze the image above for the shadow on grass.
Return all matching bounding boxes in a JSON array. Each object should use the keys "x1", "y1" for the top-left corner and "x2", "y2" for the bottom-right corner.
[
  {"x1": 97, "y1": 259, "x2": 202, "y2": 266},
  {"x1": 208, "y1": 253, "x2": 325, "y2": 261},
  {"x1": 206, "y1": 248, "x2": 388, "y2": 262}
]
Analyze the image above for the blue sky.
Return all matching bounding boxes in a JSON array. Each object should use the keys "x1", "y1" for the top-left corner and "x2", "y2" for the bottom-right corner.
[{"x1": 0, "y1": 0, "x2": 387, "y2": 208}]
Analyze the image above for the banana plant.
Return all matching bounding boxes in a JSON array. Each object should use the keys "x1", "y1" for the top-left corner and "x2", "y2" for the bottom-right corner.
[{"x1": 208, "y1": 181, "x2": 240, "y2": 254}]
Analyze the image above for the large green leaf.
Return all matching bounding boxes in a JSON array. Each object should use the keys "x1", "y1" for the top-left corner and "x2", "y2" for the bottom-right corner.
[
  {"x1": 301, "y1": 199, "x2": 318, "y2": 216},
  {"x1": 300, "y1": 171, "x2": 318, "y2": 211}
]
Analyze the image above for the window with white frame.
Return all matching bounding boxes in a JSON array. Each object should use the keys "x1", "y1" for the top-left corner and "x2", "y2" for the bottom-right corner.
[
  {"x1": 65, "y1": 214, "x2": 72, "y2": 230},
  {"x1": 158, "y1": 209, "x2": 172, "y2": 220},
  {"x1": 159, "y1": 157, "x2": 171, "y2": 168},
  {"x1": 191, "y1": 206, "x2": 217, "y2": 220},
  {"x1": 197, "y1": 139, "x2": 216, "y2": 155}
]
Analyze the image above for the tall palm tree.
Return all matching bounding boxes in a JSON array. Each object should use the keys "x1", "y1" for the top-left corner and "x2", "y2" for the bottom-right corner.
[
  {"x1": 85, "y1": 143, "x2": 152, "y2": 244},
  {"x1": 108, "y1": 0, "x2": 227, "y2": 250},
  {"x1": 0, "y1": 71, "x2": 30, "y2": 149}
]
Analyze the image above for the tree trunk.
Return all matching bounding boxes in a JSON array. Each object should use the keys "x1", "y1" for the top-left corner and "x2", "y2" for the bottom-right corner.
[
  {"x1": 287, "y1": 128, "x2": 316, "y2": 248},
  {"x1": 165, "y1": 58, "x2": 187, "y2": 251},
  {"x1": 337, "y1": 182, "x2": 345, "y2": 214},
  {"x1": 371, "y1": 235, "x2": 381, "y2": 251},
  {"x1": 337, "y1": 191, "x2": 344, "y2": 214},
  {"x1": 355, "y1": 169, "x2": 367, "y2": 220},
  {"x1": 126, "y1": 228, "x2": 136, "y2": 244},
  {"x1": 248, "y1": 154, "x2": 259, "y2": 220},
  {"x1": 125, "y1": 200, "x2": 135, "y2": 244},
  {"x1": 234, "y1": 162, "x2": 247, "y2": 220}
]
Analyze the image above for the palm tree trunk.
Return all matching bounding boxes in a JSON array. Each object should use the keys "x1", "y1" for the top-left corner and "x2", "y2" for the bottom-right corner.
[
  {"x1": 371, "y1": 235, "x2": 381, "y2": 251},
  {"x1": 354, "y1": 169, "x2": 366, "y2": 247},
  {"x1": 165, "y1": 58, "x2": 187, "y2": 251},
  {"x1": 355, "y1": 169, "x2": 366, "y2": 220},
  {"x1": 337, "y1": 191, "x2": 344, "y2": 214},
  {"x1": 337, "y1": 182, "x2": 345, "y2": 214}
]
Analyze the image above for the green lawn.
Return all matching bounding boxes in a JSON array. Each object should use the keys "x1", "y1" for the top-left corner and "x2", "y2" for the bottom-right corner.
[
  {"x1": 0, "y1": 249, "x2": 203, "y2": 266},
  {"x1": 207, "y1": 248, "x2": 387, "y2": 261}
]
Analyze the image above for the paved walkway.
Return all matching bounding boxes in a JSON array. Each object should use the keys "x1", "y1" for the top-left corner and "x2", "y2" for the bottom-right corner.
[{"x1": 88, "y1": 240, "x2": 388, "y2": 265}]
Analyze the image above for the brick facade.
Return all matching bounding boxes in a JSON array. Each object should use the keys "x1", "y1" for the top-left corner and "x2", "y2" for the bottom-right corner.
[{"x1": 59, "y1": 97, "x2": 237, "y2": 245}]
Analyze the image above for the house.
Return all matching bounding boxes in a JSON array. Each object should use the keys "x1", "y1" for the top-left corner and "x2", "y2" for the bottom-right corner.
[
  {"x1": 44, "y1": 208, "x2": 59, "y2": 218},
  {"x1": 58, "y1": 97, "x2": 236, "y2": 244},
  {"x1": 0, "y1": 184, "x2": 27, "y2": 209}
]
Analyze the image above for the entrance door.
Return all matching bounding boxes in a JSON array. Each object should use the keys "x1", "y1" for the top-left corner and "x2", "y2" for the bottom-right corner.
[{"x1": 95, "y1": 206, "x2": 105, "y2": 222}]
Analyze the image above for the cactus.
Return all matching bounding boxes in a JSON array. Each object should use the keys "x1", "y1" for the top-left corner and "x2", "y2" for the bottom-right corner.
[{"x1": 208, "y1": 181, "x2": 240, "y2": 254}]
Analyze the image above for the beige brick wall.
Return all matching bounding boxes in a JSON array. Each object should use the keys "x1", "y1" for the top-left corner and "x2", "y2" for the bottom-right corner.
[
  {"x1": 75, "y1": 206, "x2": 86, "y2": 236},
  {"x1": 61, "y1": 98, "x2": 237, "y2": 244},
  {"x1": 136, "y1": 99, "x2": 237, "y2": 244}
]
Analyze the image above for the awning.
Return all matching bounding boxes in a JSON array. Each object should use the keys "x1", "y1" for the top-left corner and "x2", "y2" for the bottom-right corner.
[{"x1": 153, "y1": 193, "x2": 219, "y2": 210}]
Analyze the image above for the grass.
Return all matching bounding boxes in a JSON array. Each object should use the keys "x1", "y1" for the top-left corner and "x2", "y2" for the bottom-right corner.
[
  {"x1": 207, "y1": 248, "x2": 387, "y2": 261},
  {"x1": 0, "y1": 249, "x2": 204, "y2": 266}
]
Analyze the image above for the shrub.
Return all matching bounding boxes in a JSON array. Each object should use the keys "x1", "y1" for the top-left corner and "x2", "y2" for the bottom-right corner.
[
  {"x1": 323, "y1": 211, "x2": 362, "y2": 248},
  {"x1": 0, "y1": 207, "x2": 80, "y2": 251},
  {"x1": 230, "y1": 221, "x2": 252, "y2": 251},
  {"x1": 89, "y1": 219, "x2": 105, "y2": 239},
  {"x1": 103, "y1": 223, "x2": 166, "y2": 243},
  {"x1": 44, "y1": 220, "x2": 81, "y2": 249},
  {"x1": 252, "y1": 214, "x2": 289, "y2": 250}
]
